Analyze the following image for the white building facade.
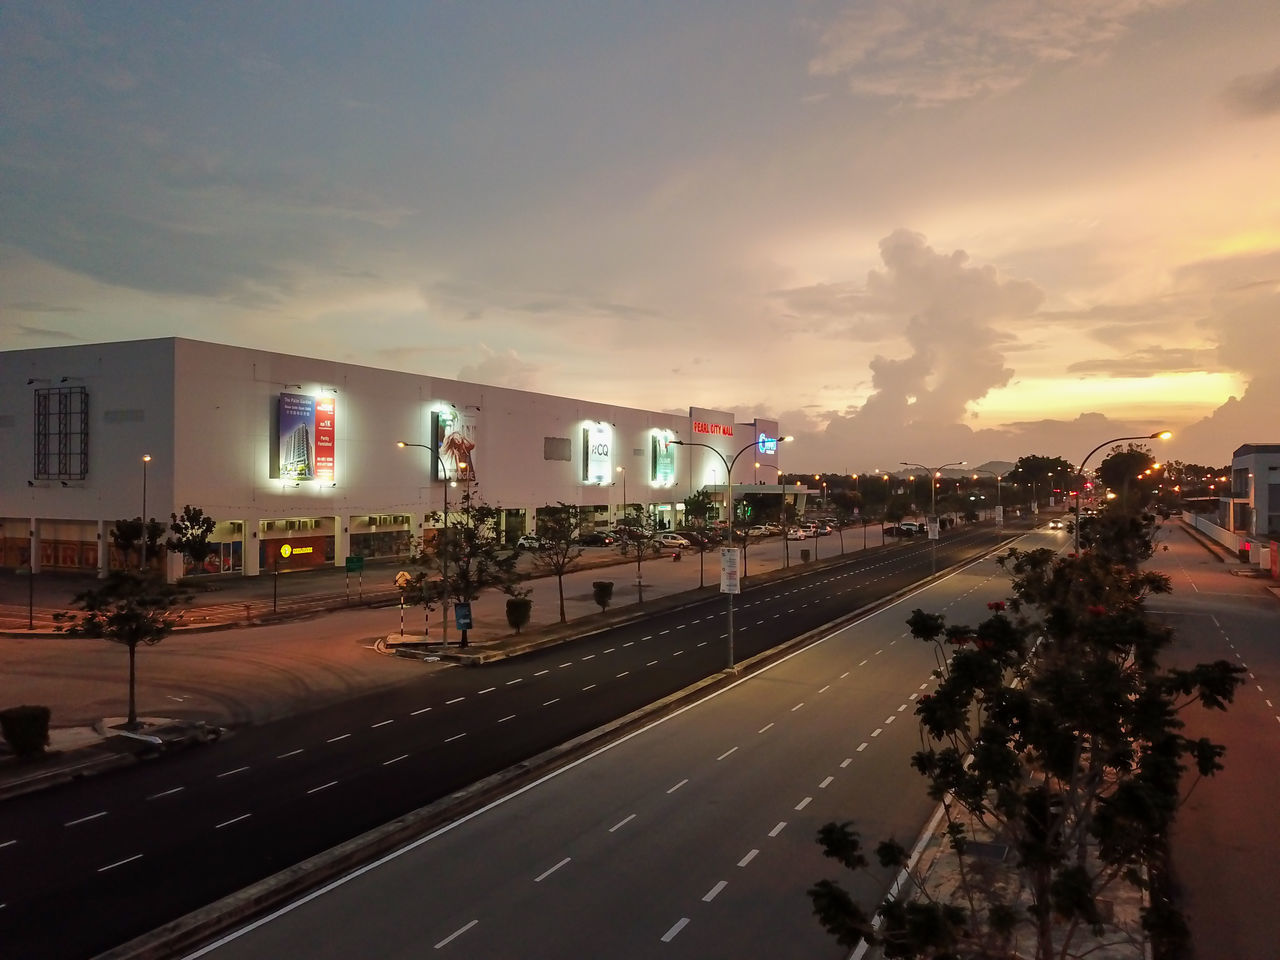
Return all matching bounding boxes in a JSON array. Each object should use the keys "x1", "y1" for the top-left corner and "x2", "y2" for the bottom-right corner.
[
  {"x1": 1, "y1": 338, "x2": 788, "y2": 579},
  {"x1": 1221, "y1": 443, "x2": 1280, "y2": 542}
]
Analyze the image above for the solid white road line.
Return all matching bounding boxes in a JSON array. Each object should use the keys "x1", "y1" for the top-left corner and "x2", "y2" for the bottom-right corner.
[
  {"x1": 534, "y1": 857, "x2": 571, "y2": 882},
  {"x1": 769, "y1": 822, "x2": 787, "y2": 837},
  {"x1": 218, "y1": 766, "x2": 251, "y2": 777},
  {"x1": 146, "y1": 787, "x2": 184, "y2": 800}
]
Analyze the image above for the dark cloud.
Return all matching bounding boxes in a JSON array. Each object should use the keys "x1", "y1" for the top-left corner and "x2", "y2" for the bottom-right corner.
[
  {"x1": 7, "y1": 302, "x2": 83, "y2": 314},
  {"x1": 1066, "y1": 346, "x2": 1221, "y2": 377},
  {"x1": 1222, "y1": 65, "x2": 1280, "y2": 118}
]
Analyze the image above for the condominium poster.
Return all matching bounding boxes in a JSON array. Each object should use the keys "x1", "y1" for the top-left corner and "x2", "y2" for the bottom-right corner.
[{"x1": 278, "y1": 393, "x2": 335, "y2": 481}]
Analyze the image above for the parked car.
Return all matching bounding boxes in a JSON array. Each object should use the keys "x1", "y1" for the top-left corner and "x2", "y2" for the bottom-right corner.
[
  {"x1": 515, "y1": 534, "x2": 544, "y2": 549},
  {"x1": 675, "y1": 529, "x2": 710, "y2": 548},
  {"x1": 884, "y1": 524, "x2": 916, "y2": 538},
  {"x1": 1047, "y1": 518, "x2": 1063, "y2": 530},
  {"x1": 746, "y1": 525, "x2": 770, "y2": 538},
  {"x1": 577, "y1": 531, "x2": 616, "y2": 546},
  {"x1": 899, "y1": 521, "x2": 922, "y2": 534},
  {"x1": 786, "y1": 527, "x2": 808, "y2": 540},
  {"x1": 815, "y1": 523, "x2": 834, "y2": 536},
  {"x1": 119, "y1": 719, "x2": 224, "y2": 756},
  {"x1": 656, "y1": 532, "x2": 693, "y2": 549}
]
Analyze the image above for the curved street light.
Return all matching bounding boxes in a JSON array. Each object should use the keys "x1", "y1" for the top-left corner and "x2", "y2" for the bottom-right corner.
[
  {"x1": 1072, "y1": 431, "x2": 1171, "y2": 553},
  {"x1": 970, "y1": 467, "x2": 1005, "y2": 526},
  {"x1": 900, "y1": 460, "x2": 966, "y2": 574},
  {"x1": 671, "y1": 435, "x2": 792, "y2": 672}
]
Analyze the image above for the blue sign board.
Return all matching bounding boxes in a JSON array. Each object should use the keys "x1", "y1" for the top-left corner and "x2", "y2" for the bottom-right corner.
[{"x1": 454, "y1": 602, "x2": 473, "y2": 630}]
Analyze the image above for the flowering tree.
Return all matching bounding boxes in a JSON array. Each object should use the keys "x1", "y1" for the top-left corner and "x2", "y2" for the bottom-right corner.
[{"x1": 811, "y1": 537, "x2": 1244, "y2": 959}]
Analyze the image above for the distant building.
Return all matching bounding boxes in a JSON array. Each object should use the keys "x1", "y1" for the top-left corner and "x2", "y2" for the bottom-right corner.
[
  {"x1": 1, "y1": 337, "x2": 796, "y2": 580},
  {"x1": 1220, "y1": 443, "x2": 1280, "y2": 540}
]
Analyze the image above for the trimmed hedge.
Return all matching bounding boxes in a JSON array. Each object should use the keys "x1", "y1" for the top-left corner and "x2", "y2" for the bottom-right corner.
[
  {"x1": 1, "y1": 705, "x2": 51, "y2": 759},
  {"x1": 505, "y1": 597, "x2": 533, "y2": 634},
  {"x1": 592, "y1": 580, "x2": 614, "y2": 612}
]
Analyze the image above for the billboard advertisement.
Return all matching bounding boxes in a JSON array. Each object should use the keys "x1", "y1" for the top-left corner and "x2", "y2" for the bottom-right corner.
[
  {"x1": 651, "y1": 430, "x2": 676, "y2": 487},
  {"x1": 432, "y1": 407, "x2": 478, "y2": 482},
  {"x1": 278, "y1": 393, "x2": 336, "y2": 481},
  {"x1": 582, "y1": 421, "x2": 613, "y2": 485}
]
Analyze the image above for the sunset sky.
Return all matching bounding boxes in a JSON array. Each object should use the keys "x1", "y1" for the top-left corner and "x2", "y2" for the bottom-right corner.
[{"x1": 3, "y1": 1, "x2": 1278, "y2": 472}]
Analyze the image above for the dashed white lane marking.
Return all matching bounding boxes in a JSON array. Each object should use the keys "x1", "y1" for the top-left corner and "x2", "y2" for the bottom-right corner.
[
  {"x1": 478, "y1": 687, "x2": 496, "y2": 695},
  {"x1": 371, "y1": 719, "x2": 394, "y2": 728},
  {"x1": 738, "y1": 849, "x2": 759, "y2": 867},
  {"x1": 506, "y1": 678, "x2": 523, "y2": 685},
  {"x1": 885, "y1": 716, "x2": 896, "y2": 725},
  {"x1": 717, "y1": 747, "x2": 738, "y2": 761},
  {"x1": 307, "y1": 781, "x2": 338, "y2": 795},
  {"x1": 583, "y1": 684, "x2": 597, "y2": 691},
  {"x1": 610, "y1": 814, "x2": 636, "y2": 833},
  {"x1": 871, "y1": 727, "x2": 883, "y2": 737},
  {"x1": 758, "y1": 723, "x2": 774, "y2": 733},
  {"x1": 65, "y1": 811, "x2": 107, "y2": 827},
  {"x1": 499, "y1": 715, "x2": 516, "y2": 723},
  {"x1": 605, "y1": 646, "x2": 617, "y2": 652},
  {"x1": 326, "y1": 735, "x2": 350, "y2": 744},
  {"x1": 647, "y1": 660, "x2": 659, "y2": 666},
  {"x1": 703, "y1": 880, "x2": 728, "y2": 902},
  {"x1": 623, "y1": 642, "x2": 634, "y2": 647},
  {"x1": 667, "y1": 778, "x2": 689, "y2": 794},
  {"x1": 673, "y1": 650, "x2": 684, "y2": 656},
  {"x1": 444, "y1": 733, "x2": 467, "y2": 743},
  {"x1": 146, "y1": 787, "x2": 184, "y2": 800},
  {"x1": 98, "y1": 853, "x2": 143, "y2": 872},
  {"x1": 659, "y1": 630, "x2": 670, "y2": 636},
  {"x1": 581, "y1": 654, "x2": 596, "y2": 661},
  {"x1": 820, "y1": 776, "x2": 834, "y2": 788},
  {"x1": 919, "y1": 682, "x2": 930, "y2": 690},
  {"x1": 697, "y1": 641, "x2": 708, "y2": 647},
  {"x1": 859, "y1": 659, "x2": 868, "y2": 666},
  {"x1": 641, "y1": 636, "x2": 653, "y2": 641},
  {"x1": 769, "y1": 821, "x2": 787, "y2": 837},
  {"x1": 819, "y1": 685, "x2": 831, "y2": 694},
  {"x1": 277, "y1": 748, "x2": 304, "y2": 758},
  {"x1": 897, "y1": 704, "x2": 908, "y2": 712},
  {"x1": 216, "y1": 813, "x2": 252, "y2": 829},
  {"x1": 410, "y1": 707, "x2": 432, "y2": 716},
  {"x1": 840, "y1": 758, "x2": 852, "y2": 768},
  {"x1": 0, "y1": 839, "x2": 16, "y2": 849},
  {"x1": 857, "y1": 742, "x2": 869, "y2": 752},
  {"x1": 617, "y1": 671, "x2": 630, "y2": 678},
  {"x1": 384, "y1": 754, "x2": 409, "y2": 766},
  {"x1": 218, "y1": 765, "x2": 251, "y2": 777},
  {"x1": 791, "y1": 702, "x2": 805, "y2": 712},
  {"x1": 543, "y1": 698, "x2": 560, "y2": 707},
  {"x1": 558, "y1": 662, "x2": 573, "y2": 668},
  {"x1": 445, "y1": 697, "x2": 465, "y2": 705},
  {"x1": 534, "y1": 857, "x2": 571, "y2": 882},
  {"x1": 795, "y1": 797, "x2": 812, "y2": 811},
  {"x1": 434, "y1": 919, "x2": 478, "y2": 949},
  {"x1": 661, "y1": 918, "x2": 690, "y2": 942},
  {"x1": 875, "y1": 648, "x2": 883, "y2": 655},
  {"x1": 840, "y1": 671, "x2": 850, "y2": 679},
  {"x1": 535, "y1": 669, "x2": 550, "y2": 676},
  {"x1": 909, "y1": 693, "x2": 919, "y2": 701}
]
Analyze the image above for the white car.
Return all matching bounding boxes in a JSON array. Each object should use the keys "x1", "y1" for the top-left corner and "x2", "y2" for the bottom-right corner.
[
  {"x1": 656, "y1": 532, "x2": 693, "y2": 549},
  {"x1": 746, "y1": 525, "x2": 770, "y2": 538},
  {"x1": 786, "y1": 527, "x2": 808, "y2": 540},
  {"x1": 515, "y1": 534, "x2": 544, "y2": 549}
]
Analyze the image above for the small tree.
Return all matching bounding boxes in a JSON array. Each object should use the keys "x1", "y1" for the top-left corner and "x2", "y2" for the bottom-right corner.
[
  {"x1": 166, "y1": 505, "x2": 217, "y2": 576},
  {"x1": 682, "y1": 490, "x2": 716, "y2": 588},
  {"x1": 404, "y1": 525, "x2": 443, "y2": 638},
  {"x1": 616, "y1": 504, "x2": 660, "y2": 603},
  {"x1": 505, "y1": 596, "x2": 533, "y2": 633},
  {"x1": 109, "y1": 518, "x2": 144, "y2": 569},
  {"x1": 53, "y1": 571, "x2": 187, "y2": 730},
  {"x1": 526, "y1": 503, "x2": 586, "y2": 622},
  {"x1": 592, "y1": 580, "x2": 614, "y2": 612},
  {"x1": 437, "y1": 490, "x2": 524, "y2": 647},
  {"x1": 811, "y1": 535, "x2": 1245, "y2": 959}
]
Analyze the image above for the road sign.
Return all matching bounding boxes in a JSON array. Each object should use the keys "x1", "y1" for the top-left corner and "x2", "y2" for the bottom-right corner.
[
  {"x1": 927, "y1": 518, "x2": 940, "y2": 540},
  {"x1": 454, "y1": 603, "x2": 473, "y2": 630},
  {"x1": 345, "y1": 555, "x2": 364, "y2": 573},
  {"x1": 719, "y1": 547, "x2": 742, "y2": 594},
  {"x1": 394, "y1": 570, "x2": 411, "y2": 589}
]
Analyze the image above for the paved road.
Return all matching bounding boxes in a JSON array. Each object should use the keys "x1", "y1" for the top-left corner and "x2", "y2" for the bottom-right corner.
[
  {"x1": 183, "y1": 533, "x2": 1043, "y2": 959},
  {"x1": 1147, "y1": 523, "x2": 1280, "y2": 960},
  {"x1": 0, "y1": 527, "x2": 1018, "y2": 958}
]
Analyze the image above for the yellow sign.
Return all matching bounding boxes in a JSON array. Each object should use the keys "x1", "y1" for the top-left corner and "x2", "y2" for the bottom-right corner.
[{"x1": 280, "y1": 543, "x2": 314, "y2": 558}]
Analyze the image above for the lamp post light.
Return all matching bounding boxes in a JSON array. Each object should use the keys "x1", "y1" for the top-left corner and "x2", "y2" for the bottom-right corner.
[
  {"x1": 398, "y1": 440, "x2": 456, "y2": 645},
  {"x1": 1072, "y1": 431, "x2": 1171, "y2": 554},
  {"x1": 140, "y1": 454, "x2": 152, "y2": 572},
  {"x1": 671, "y1": 435, "x2": 792, "y2": 672},
  {"x1": 971, "y1": 468, "x2": 1004, "y2": 525},
  {"x1": 900, "y1": 460, "x2": 966, "y2": 575}
]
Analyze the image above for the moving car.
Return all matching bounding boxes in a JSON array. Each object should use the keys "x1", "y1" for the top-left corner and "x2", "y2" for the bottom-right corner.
[
  {"x1": 656, "y1": 532, "x2": 693, "y2": 549},
  {"x1": 786, "y1": 527, "x2": 808, "y2": 540},
  {"x1": 1047, "y1": 518, "x2": 1063, "y2": 530},
  {"x1": 515, "y1": 534, "x2": 544, "y2": 549},
  {"x1": 746, "y1": 525, "x2": 770, "y2": 538},
  {"x1": 883, "y1": 524, "x2": 916, "y2": 538},
  {"x1": 577, "y1": 531, "x2": 616, "y2": 546}
]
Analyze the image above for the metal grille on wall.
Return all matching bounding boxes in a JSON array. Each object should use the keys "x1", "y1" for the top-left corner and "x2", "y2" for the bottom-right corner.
[{"x1": 34, "y1": 386, "x2": 89, "y2": 480}]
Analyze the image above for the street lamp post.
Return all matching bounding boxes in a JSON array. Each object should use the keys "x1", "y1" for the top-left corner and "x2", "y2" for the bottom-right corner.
[
  {"x1": 671, "y1": 435, "x2": 792, "y2": 672},
  {"x1": 1072, "y1": 431, "x2": 1171, "y2": 554},
  {"x1": 140, "y1": 454, "x2": 151, "y2": 572},
  {"x1": 617, "y1": 466, "x2": 645, "y2": 603},
  {"x1": 398, "y1": 440, "x2": 455, "y2": 645},
  {"x1": 971, "y1": 468, "x2": 1004, "y2": 525},
  {"x1": 900, "y1": 459, "x2": 966, "y2": 575}
]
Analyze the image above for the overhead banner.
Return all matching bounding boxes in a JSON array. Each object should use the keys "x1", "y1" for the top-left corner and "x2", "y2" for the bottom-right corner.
[
  {"x1": 278, "y1": 393, "x2": 335, "y2": 481},
  {"x1": 651, "y1": 430, "x2": 676, "y2": 487}
]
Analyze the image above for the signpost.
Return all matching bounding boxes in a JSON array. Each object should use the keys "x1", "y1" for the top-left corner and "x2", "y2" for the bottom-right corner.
[
  {"x1": 720, "y1": 547, "x2": 742, "y2": 673},
  {"x1": 345, "y1": 554, "x2": 364, "y2": 602},
  {"x1": 454, "y1": 602, "x2": 473, "y2": 648},
  {"x1": 394, "y1": 570, "x2": 411, "y2": 636},
  {"x1": 17, "y1": 564, "x2": 33, "y2": 630}
]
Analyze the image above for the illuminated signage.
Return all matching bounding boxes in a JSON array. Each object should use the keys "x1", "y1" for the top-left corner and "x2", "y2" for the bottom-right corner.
[
  {"x1": 432, "y1": 406, "x2": 478, "y2": 482},
  {"x1": 278, "y1": 394, "x2": 336, "y2": 481},
  {"x1": 756, "y1": 433, "x2": 777, "y2": 455},
  {"x1": 692, "y1": 420, "x2": 733, "y2": 437},
  {"x1": 279, "y1": 543, "x2": 313, "y2": 558},
  {"x1": 651, "y1": 430, "x2": 677, "y2": 487},
  {"x1": 582, "y1": 422, "x2": 613, "y2": 485}
]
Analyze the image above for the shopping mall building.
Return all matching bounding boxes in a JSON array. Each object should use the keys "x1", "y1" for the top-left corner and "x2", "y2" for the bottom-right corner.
[{"x1": 0, "y1": 338, "x2": 789, "y2": 580}]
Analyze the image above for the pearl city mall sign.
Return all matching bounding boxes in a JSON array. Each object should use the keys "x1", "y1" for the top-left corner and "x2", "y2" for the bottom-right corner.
[{"x1": 692, "y1": 420, "x2": 734, "y2": 436}]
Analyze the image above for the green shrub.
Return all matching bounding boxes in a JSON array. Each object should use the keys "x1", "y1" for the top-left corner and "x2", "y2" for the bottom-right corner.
[
  {"x1": 1, "y1": 705, "x2": 51, "y2": 759},
  {"x1": 592, "y1": 580, "x2": 614, "y2": 612},
  {"x1": 505, "y1": 597, "x2": 533, "y2": 634}
]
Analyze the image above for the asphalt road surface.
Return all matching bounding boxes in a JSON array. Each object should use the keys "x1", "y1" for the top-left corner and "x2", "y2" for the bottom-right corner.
[
  {"x1": 186, "y1": 532, "x2": 1046, "y2": 959},
  {"x1": 1147, "y1": 524, "x2": 1280, "y2": 960},
  {"x1": 0, "y1": 526, "x2": 1022, "y2": 958}
]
